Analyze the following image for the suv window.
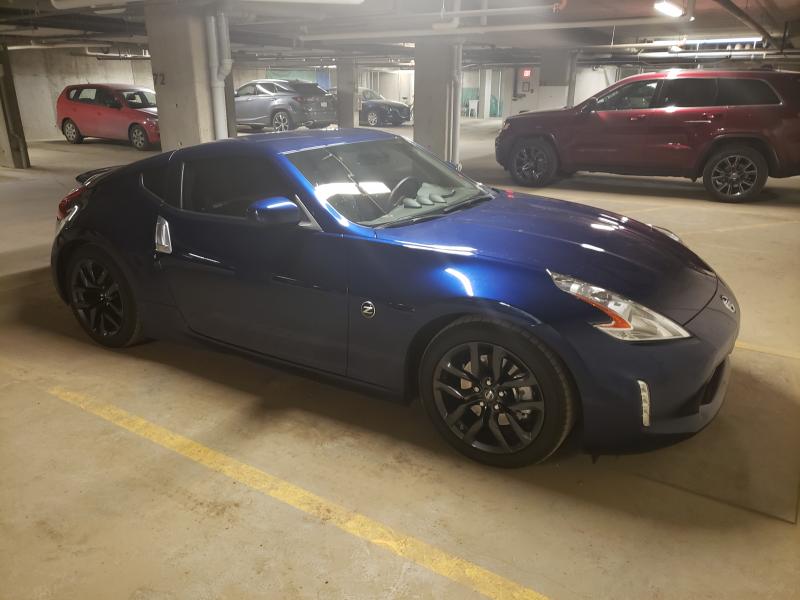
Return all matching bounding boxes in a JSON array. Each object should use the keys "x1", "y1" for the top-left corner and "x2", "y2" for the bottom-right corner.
[
  {"x1": 596, "y1": 80, "x2": 658, "y2": 111},
  {"x1": 180, "y1": 156, "x2": 290, "y2": 217},
  {"x1": 237, "y1": 84, "x2": 256, "y2": 96},
  {"x1": 287, "y1": 82, "x2": 327, "y2": 96},
  {"x1": 717, "y1": 79, "x2": 780, "y2": 105},
  {"x1": 259, "y1": 83, "x2": 276, "y2": 94},
  {"x1": 660, "y1": 78, "x2": 717, "y2": 107},
  {"x1": 75, "y1": 88, "x2": 98, "y2": 103}
]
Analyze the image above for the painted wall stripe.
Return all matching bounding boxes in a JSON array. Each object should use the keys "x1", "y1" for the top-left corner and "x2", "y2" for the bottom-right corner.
[{"x1": 47, "y1": 386, "x2": 549, "y2": 600}]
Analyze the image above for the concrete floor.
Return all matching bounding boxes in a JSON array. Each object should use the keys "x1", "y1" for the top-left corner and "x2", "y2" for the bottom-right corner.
[{"x1": 1, "y1": 123, "x2": 798, "y2": 599}]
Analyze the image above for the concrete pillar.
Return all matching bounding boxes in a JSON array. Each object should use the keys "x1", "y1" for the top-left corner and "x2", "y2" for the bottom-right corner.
[
  {"x1": 224, "y1": 72, "x2": 237, "y2": 137},
  {"x1": 477, "y1": 69, "x2": 491, "y2": 119},
  {"x1": 499, "y1": 67, "x2": 515, "y2": 118},
  {"x1": 565, "y1": 51, "x2": 579, "y2": 108},
  {"x1": 144, "y1": 2, "x2": 214, "y2": 150},
  {"x1": 336, "y1": 58, "x2": 358, "y2": 129},
  {"x1": 537, "y1": 50, "x2": 571, "y2": 111},
  {"x1": 413, "y1": 40, "x2": 462, "y2": 162},
  {"x1": 0, "y1": 45, "x2": 29, "y2": 168}
]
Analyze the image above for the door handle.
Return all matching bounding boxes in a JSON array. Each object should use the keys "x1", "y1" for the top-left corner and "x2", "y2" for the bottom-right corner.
[{"x1": 629, "y1": 114, "x2": 647, "y2": 121}]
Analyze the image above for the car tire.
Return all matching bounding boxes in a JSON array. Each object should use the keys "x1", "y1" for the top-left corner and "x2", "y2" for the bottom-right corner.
[
  {"x1": 366, "y1": 110, "x2": 381, "y2": 127},
  {"x1": 419, "y1": 316, "x2": 577, "y2": 467},
  {"x1": 66, "y1": 245, "x2": 144, "y2": 348},
  {"x1": 129, "y1": 124, "x2": 150, "y2": 151},
  {"x1": 62, "y1": 119, "x2": 83, "y2": 144},
  {"x1": 508, "y1": 138, "x2": 559, "y2": 187},
  {"x1": 702, "y1": 145, "x2": 768, "y2": 203},
  {"x1": 271, "y1": 110, "x2": 293, "y2": 132}
]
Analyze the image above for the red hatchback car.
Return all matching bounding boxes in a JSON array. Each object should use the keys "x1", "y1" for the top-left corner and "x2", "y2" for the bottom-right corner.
[
  {"x1": 495, "y1": 69, "x2": 800, "y2": 202},
  {"x1": 56, "y1": 84, "x2": 159, "y2": 151}
]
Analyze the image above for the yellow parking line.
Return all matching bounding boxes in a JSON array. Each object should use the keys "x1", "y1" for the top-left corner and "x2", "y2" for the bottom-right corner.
[
  {"x1": 46, "y1": 386, "x2": 549, "y2": 600},
  {"x1": 734, "y1": 341, "x2": 800, "y2": 361}
]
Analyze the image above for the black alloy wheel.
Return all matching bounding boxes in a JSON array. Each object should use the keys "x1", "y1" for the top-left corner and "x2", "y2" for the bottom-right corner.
[
  {"x1": 66, "y1": 247, "x2": 143, "y2": 347},
  {"x1": 509, "y1": 138, "x2": 558, "y2": 187},
  {"x1": 420, "y1": 317, "x2": 576, "y2": 467},
  {"x1": 703, "y1": 145, "x2": 768, "y2": 203},
  {"x1": 433, "y1": 342, "x2": 546, "y2": 454}
]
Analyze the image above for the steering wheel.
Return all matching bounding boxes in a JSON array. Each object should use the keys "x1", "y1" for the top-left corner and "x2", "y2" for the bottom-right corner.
[{"x1": 387, "y1": 177, "x2": 423, "y2": 210}]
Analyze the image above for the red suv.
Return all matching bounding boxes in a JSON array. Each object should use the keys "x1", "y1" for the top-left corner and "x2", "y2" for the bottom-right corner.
[
  {"x1": 495, "y1": 70, "x2": 800, "y2": 202},
  {"x1": 56, "y1": 84, "x2": 159, "y2": 151}
]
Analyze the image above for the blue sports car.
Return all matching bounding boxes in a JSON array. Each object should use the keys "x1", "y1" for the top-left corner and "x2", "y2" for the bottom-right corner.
[{"x1": 52, "y1": 129, "x2": 739, "y2": 467}]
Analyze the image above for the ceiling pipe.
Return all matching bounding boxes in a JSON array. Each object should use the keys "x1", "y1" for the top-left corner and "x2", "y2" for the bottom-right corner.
[
  {"x1": 298, "y1": 3, "x2": 695, "y2": 42},
  {"x1": 50, "y1": 0, "x2": 362, "y2": 8},
  {"x1": 6, "y1": 42, "x2": 112, "y2": 50},
  {"x1": 712, "y1": 0, "x2": 782, "y2": 48}
]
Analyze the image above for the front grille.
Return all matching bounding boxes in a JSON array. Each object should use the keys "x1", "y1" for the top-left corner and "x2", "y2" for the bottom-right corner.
[{"x1": 675, "y1": 360, "x2": 726, "y2": 417}]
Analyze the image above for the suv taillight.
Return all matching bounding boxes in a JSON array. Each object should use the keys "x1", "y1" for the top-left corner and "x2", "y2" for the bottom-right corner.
[{"x1": 57, "y1": 185, "x2": 85, "y2": 220}]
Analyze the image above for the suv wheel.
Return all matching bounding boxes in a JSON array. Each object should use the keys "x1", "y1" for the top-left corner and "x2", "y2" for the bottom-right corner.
[
  {"x1": 272, "y1": 110, "x2": 293, "y2": 132},
  {"x1": 420, "y1": 316, "x2": 577, "y2": 467},
  {"x1": 509, "y1": 138, "x2": 558, "y2": 187},
  {"x1": 366, "y1": 110, "x2": 380, "y2": 127},
  {"x1": 703, "y1": 145, "x2": 768, "y2": 203}
]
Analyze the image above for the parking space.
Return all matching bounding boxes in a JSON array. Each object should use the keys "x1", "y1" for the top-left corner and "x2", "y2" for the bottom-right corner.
[{"x1": 2, "y1": 122, "x2": 798, "y2": 599}]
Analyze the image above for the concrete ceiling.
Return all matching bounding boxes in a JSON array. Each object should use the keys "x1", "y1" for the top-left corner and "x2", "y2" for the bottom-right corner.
[{"x1": 0, "y1": 0, "x2": 797, "y2": 68}]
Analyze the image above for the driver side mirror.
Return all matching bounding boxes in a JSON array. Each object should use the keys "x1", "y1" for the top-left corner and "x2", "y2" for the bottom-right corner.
[{"x1": 247, "y1": 197, "x2": 302, "y2": 226}]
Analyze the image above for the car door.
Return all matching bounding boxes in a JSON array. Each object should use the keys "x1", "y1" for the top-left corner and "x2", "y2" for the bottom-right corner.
[
  {"x1": 155, "y1": 148, "x2": 348, "y2": 374},
  {"x1": 568, "y1": 79, "x2": 661, "y2": 171},
  {"x1": 72, "y1": 87, "x2": 101, "y2": 136},
  {"x1": 234, "y1": 84, "x2": 259, "y2": 123},
  {"x1": 250, "y1": 83, "x2": 276, "y2": 123},
  {"x1": 97, "y1": 89, "x2": 130, "y2": 140},
  {"x1": 641, "y1": 78, "x2": 722, "y2": 174}
]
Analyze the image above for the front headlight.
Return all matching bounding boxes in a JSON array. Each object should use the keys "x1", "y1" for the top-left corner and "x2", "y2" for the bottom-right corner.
[{"x1": 548, "y1": 271, "x2": 690, "y2": 341}]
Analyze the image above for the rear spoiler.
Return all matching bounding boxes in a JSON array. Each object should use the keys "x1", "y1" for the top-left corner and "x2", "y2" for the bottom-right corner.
[{"x1": 75, "y1": 165, "x2": 119, "y2": 185}]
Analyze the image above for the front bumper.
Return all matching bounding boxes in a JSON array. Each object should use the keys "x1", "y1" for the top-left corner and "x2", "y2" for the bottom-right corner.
[
  {"x1": 550, "y1": 277, "x2": 740, "y2": 452},
  {"x1": 495, "y1": 130, "x2": 512, "y2": 168}
]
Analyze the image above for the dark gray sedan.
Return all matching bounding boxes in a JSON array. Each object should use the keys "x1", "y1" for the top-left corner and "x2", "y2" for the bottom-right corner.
[{"x1": 234, "y1": 79, "x2": 336, "y2": 131}]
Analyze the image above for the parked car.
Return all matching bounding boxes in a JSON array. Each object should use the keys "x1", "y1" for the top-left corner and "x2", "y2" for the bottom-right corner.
[
  {"x1": 56, "y1": 84, "x2": 159, "y2": 150},
  {"x1": 52, "y1": 129, "x2": 738, "y2": 467},
  {"x1": 330, "y1": 87, "x2": 412, "y2": 126},
  {"x1": 495, "y1": 69, "x2": 800, "y2": 202},
  {"x1": 234, "y1": 79, "x2": 336, "y2": 131}
]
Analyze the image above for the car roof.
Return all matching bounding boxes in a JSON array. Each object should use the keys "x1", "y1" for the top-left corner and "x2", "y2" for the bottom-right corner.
[
  {"x1": 66, "y1": 83, "x2": 153, "y2": 91},
  {"x1": 239, "y1": 128, "x2": 400, "y2": 154},
  {"x1": 619, "y1": 69, "x2": 799, "y2": 84}
]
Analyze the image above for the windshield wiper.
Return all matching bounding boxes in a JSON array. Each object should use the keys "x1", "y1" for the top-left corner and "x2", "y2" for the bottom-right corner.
[
  {"x1": 441, "y1": 192, "x2": 494, "y2": 213},
  {"x1": 322, "y1": 151, "x2": 386, "y2": 215},
  {"x1": 377, "y1": 212, "x2": 448, "y2": 229}
]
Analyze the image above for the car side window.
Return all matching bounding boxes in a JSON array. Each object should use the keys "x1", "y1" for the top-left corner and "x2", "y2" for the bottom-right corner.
[
  {"x1": 67, "y1": 88, "x2": 80, "y2": 100},
  {"x1": 596, "y1": 80, "x2": 659, "y2": 111},
  {"x1": 76, "y1": 88, "x2": 98, "y2": 103},
  {"x1": 238, "y1": 84, "x2": 255, "y2": 97},
  {"x1": 716, "y1": 79, "x2": 780, "y2": 105},
  {"x1": 95, "y1": 89, "x2": 118, "y2": 108},
  {"x1": 259, "y1": 83, "x2": 276, "y2": 94},
  {"x1": 659, "y1": 79, "x2": 718, "y2": 108},
  {"x1": 180, "y1": 156, "x2": 291, "y2": 218},
  {"x1": 141, "y1": 164, "x2": 171, "y2": 201}
]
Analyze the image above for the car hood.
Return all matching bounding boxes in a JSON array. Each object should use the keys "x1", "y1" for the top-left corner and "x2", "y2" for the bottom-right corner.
[
  {"x1": 134, "y1": 107, "x2": 158, "y2": 117},
  {"x1": 376, "y1": 192, "x2": 718, "y2": 324},
  {"x1": 507, "y1": 107, "x2": 577, "y2": 123},
  {"x1": 370, "y1": 99, "x2": 409, "y2": 109}
]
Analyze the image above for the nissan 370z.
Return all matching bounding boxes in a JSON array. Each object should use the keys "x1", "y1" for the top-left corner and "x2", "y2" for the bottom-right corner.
[{"x1": 51, "y1": 130, "x2": 739, "y2": 467}]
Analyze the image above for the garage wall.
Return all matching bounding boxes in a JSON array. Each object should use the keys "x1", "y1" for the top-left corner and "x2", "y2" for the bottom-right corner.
[
  {"x1": 574, "y1": 66, "x2": 619, "y2": 104},
  {"x1": 9, "y1": 49, "x2": 152, "y2": 141}
]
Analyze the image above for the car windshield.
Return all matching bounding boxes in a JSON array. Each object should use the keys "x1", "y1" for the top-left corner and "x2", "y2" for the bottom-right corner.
[
  {"x1": 287, "y1": 139, "x2": 490, "y2": 227},
  {"x1": 361, "y1": 88, "x2": 384, "y2": 100},
  {"x1": 122, "y1": 90, "x2": 156, "y2": 108}
]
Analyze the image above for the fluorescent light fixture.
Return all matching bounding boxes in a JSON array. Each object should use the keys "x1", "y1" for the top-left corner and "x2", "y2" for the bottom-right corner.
[{"x1": 654, "y1": 1, "x2": 684, "y2": 17}]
